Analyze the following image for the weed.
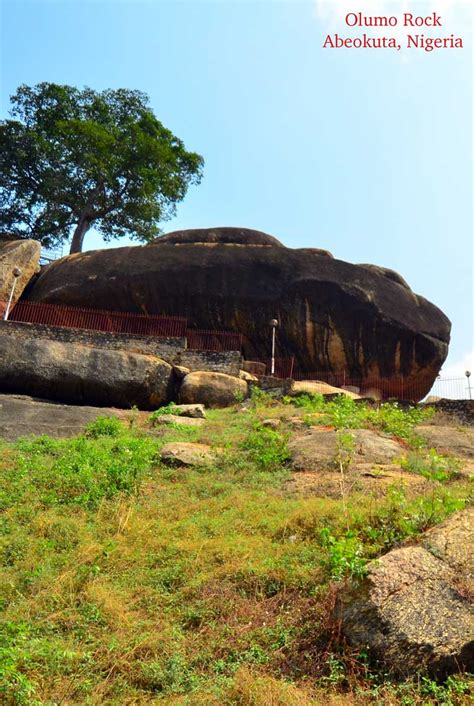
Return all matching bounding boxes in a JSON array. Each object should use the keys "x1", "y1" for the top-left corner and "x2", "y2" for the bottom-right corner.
[
  {"x1": 84, "y1": 415, "x2": 124, "y2": 438},
  {"x1": 401, "y1": 449, "x2": 462, "y2": 482},
  {"x1": 241, "y1": 423, "x2": 290, "y2": 471}
]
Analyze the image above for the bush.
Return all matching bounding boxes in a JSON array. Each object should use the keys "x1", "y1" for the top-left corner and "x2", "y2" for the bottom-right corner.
[
  {"x1": 241, "y1": 424, "x2": 290, "y2": 472},
  {"x1": 84, "y1": 416, "x2": 123, "y2": 438}
]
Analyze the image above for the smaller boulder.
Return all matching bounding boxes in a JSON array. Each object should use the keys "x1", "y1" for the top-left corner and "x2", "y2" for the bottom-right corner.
[
  {"x1": 262, "y1": 418, "x2": 281, "y2": 429},
  {"x1": 152, "y1": 415, "x2": 204, "y2": 428},
  {"x1": 160, "y1": 442, "x2": 216, "y2": 467},
  {"x1": 167, "y1": 403, "x2": 206, "y2": 419},
  {"x1": 179, "y1": 371, "x2": 248, "y2": 408},
  {"x1": 239, "y1": 369, "x2": 259, "y2": 382},
  {"x1": 290, "y1": 380, "x2": 360, "y2": 399}
]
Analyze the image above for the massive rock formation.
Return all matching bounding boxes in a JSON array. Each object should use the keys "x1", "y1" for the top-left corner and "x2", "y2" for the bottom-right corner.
[
  {"x1": 0, "y1": 334, "x2": 173, "y2": 409},
  {"x1": 0, "y1": 239, "x2": 41, "y2": 316},
  {"x1": 23, "y1": 227, "x2": 451, "y2": 399}
]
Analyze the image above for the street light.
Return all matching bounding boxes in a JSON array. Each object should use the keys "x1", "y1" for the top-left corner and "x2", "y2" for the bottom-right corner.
[
  {"x1": 3, "y1": 267, "x2": 22, "y2": 321},
  {"x1": 466, "y1": 371, "x2": 472, "y2": 400},
  {"x1": 270, "y1": 318, "x2": 278, "y2": 376}
]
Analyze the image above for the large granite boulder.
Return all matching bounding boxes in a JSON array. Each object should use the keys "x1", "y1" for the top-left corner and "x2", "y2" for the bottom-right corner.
[
  {"x1": 179, "y1": 371, "x2": 248, "y2": 408},
  {"x1": 0, "y1": 239, "x2": 41, "y2": 316},
  {"x1": 23, "y1": 227, "x2": 451, "y2": 400},
  {"x1": 339, "y1": 508, "x2": 474, "y2": 677},
  {"x1": 0, "y1": 333, "x2": 173, "y2": 409}
]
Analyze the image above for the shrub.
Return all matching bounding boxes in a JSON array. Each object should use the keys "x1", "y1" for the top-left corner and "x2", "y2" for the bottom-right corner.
[
  {"x1": 84, "y1": 416, "x2": 123, "y2": 438},
  {"x1": 241, "y1": 424, "x2": 290, "y2": 471}
]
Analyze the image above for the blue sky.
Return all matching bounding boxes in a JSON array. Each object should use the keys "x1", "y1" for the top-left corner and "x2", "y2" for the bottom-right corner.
[{"x1": 0, "y1": 0, "x2": 472, "y2": 375}]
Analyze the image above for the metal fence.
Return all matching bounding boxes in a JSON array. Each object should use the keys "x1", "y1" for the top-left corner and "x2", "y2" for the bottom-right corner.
[
  {"x1": 10, "y1": 301, "x2": 188, "y2": 338},
  {"x1": 186, "y1": 329, "x2": 243, "y2": 352}
]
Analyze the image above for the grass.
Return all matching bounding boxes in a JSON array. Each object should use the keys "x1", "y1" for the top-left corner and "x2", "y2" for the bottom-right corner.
[{"x1": 0, "y1": 398, "x2": 472, "y2": 705}]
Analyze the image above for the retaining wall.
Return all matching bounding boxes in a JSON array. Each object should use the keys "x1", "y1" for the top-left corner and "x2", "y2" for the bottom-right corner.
[{"x1": 0, "y1": 320, "x2": 242, "y2": 375}]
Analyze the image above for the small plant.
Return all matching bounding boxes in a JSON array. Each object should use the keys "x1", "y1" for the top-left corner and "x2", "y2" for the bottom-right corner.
[
  {"x1": 148, "y1": 404, "x2": 179, "y2": 424},
  {"x1": 401, "y1": 448, "x2": 462, "y2": 482},
  {"x1": 319, "y1": 527, "x2": 367, "y2": 581},
  {"x1": 84, "y1": 416, "x2": 123, "y2": 438},
  {"x1": 241, "y1": 423, "x2": 290, "y2": 471}
]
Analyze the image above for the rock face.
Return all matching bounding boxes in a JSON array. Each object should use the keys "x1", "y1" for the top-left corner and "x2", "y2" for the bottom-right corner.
[
  {"x1": 0, "y1": 239, "x2": 41, "y2": 316},
  {"x1": 0, "y1": 334, "x2": 173, "y2": 409},
  {"x1": 23, "y1": 227, "x2": 451, "y2": 399},
  {"x1": 339, "y1": 508, "x2": 474, "y2": 677},
  {"x1": 179, "y1": 371, "x2": 248, "y2": 408},
  {"x1": 0, "y1": 394, "x2": 127, "y2": 441}
]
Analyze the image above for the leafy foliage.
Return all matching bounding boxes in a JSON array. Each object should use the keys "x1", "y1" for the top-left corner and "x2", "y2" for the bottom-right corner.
[{"x1": 0, "y1": 83, "x2": 204, "y2": 252}]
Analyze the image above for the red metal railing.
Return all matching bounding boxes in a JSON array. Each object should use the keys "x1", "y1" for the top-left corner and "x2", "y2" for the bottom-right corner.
[
  {"x1": 10, "y1": 301, "x2": 188, "y2": 338},
  {"x1": 186, "y1": 329, "x2": 243, "y2": 352}
]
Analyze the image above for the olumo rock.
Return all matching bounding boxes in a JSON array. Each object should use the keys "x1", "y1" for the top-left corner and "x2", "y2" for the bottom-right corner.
[
  {"x1": 0, "y1": 239, "x2": 41, "y2": 315},
  {"x1": 339, "y1": 508, "x2": 474, "y2": 677},
  {"x1": 0, "y1": 333, "x2": 173, "y2": 409},
  {"x1": 24, "y1": 227, "x2": 451, "y2": 400},
  {"x1": 179, "y1": 371, "x2": 248, "y2": 408}
]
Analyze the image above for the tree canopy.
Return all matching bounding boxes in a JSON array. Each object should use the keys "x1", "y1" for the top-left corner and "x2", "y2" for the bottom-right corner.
[{"x1": 0, "y1": 83, "x2": 204, "y2": 253}]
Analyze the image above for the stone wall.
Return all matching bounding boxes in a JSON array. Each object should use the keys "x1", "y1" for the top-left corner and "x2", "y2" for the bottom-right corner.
[
  {"x1": 425, "y1": 399, "x2": 474, "y2": 426},
  {"x1": 175, "y1": 349, "x2": 242, "y2": 376},
  {"x1": 0, "y1": 320, "x2": 242, "y2": 376}
]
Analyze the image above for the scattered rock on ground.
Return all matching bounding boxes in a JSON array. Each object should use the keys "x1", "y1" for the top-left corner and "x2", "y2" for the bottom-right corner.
[
  {"x1": 339, "y1": 508, "x2": 474, "y2": 677},
  {"x1": 417, "y1": 425, "x2": 474, "y2": 459},
  {"x1": 152, "y1": 414, "x2": 204, "y2": 428},
  {"x1": 289, "y1": 428, "x2": 405, "y2": 472},
  {"x1": 179, "y1": 371, "x2": 247, "y2": 408},
  {"x1": 0, "y1": 394, "x2": 126, "y2": 441},
  {"x1": 0, "y1": 239, "x2": 41, "y2": 315},
  {"x1": 261, "y1": 418, "x2": 281, "y2": 429},
  {"x1": 160, "y1": 442, "x2": 216, "y2": 467},
  {"x1": 168, "y1": 403, "x2": 206, "y2": 418}
]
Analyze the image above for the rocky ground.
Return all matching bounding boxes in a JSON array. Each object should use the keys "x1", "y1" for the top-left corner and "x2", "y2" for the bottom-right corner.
[{"x1": 0, "y1": 390, "x2": 472, "y2": 704}]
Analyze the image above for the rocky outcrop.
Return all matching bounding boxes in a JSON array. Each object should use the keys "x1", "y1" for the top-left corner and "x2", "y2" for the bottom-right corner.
[
  {"x1": 0, "y1": 394, "x2": 127, "y2": 441},
  {"x1": 23, "y1": 227, "x2": 451, "y2": 400},
  {"x1": 0, "y1": 334, "x2": 173, "y2": 409},
  {"x1": 0, "y1": 239, "x2": 41, "y2": 316},
  {"x1": 339, "y1": 508, "x2": 474, "y2": 677},
  {"x1": 179, "y1": 371, "x2": 248, "y2": 408},
  {"x1": 289, "y1": 428, "x2": 405, "y2": 472}
]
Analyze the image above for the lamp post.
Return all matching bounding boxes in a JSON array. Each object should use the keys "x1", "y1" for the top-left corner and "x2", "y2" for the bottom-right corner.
[
  {"x1": 3, "y1": 267, "x2": 22, "y2": 321},
  {"x1": 270, "y1": 318, "x2": 278, "y2": 376},
  {"x1": 466, "y1": 371, "x2": 472, "y2": 400}
]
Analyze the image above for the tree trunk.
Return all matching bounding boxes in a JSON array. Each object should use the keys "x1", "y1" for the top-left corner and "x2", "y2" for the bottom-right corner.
[{"x1": 69, "y1": 215, "x2": 91, "y2": 254}]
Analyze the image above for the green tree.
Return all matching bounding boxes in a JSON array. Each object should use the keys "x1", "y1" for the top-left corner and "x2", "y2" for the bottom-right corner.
[{"x1": 0, "y1": 83, "x2": 204, "y2": 253}]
